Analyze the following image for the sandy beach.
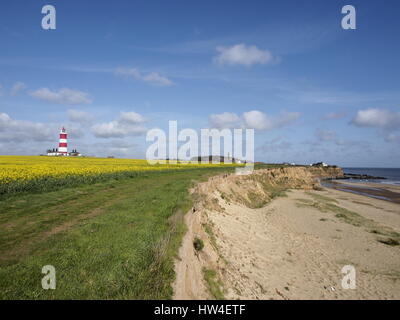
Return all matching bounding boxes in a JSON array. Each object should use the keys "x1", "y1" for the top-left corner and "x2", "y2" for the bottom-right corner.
[{"x1": 173, "y1": 168, "x2": 400, "y2": 300}]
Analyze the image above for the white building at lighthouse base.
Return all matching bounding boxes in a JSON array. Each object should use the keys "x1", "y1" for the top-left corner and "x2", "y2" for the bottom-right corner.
[{"x1": 46, "y1": 149, "x2": 82, "y2": 157}]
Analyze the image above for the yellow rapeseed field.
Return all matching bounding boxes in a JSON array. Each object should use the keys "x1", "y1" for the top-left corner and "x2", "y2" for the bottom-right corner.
[{"x1": 0, "y1": 156, "x2": 237, "y2": 195}]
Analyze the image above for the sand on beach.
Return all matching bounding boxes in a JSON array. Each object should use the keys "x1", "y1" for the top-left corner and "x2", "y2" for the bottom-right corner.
[{"x1": 173, "y1": 169, "x2": 400, "y2": 300}]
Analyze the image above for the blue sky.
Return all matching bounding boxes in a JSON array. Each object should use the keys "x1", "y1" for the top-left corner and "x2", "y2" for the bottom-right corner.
[{"x1": 0, "y1": 0, "x2": 399, "y2": 166}]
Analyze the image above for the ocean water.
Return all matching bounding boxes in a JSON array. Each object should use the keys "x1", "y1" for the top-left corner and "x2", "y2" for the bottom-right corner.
[{"x1": 343, "y1": 168, "x2": 400, "y2": 186}]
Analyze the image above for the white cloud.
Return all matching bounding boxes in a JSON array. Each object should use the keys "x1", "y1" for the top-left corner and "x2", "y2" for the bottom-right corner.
[
  {"x1": 67, "y1": 109, "x2": 94, "y2": 125},
  {"x1": 115, "y1": 68, "x2": 173, "y2": 86},
  {"x1": 142, "y1": 72, "x2": 173, "y2": 86},
  {"x1": 243, "y1": 110, "x2": 272, "y2": 130},
  {"x1": 0, "y1": 112, "x2": 53, "y2": 143},
  {"x1": 243, "y1": 110, "x2": 300, "y2": 130},
  {"x1": 209, "y1": 112, "x2": 241, "y2": 129},
  {"x1": 10, "y1": 82, "x2": 27, "y2": 96},
  {"x1": 119, "y1": 111, "x2": 146, "y2": 124},
  {"x1": 91, "y1": 111, "x2": 147, "y2": 138},
  {"x1": 214, "y1": 44, "x2": 275, "y2": 66},
  {"x1": 209, "y1": 110, "x2": 300, "y2": 131},
  {"x1": 30, "y1": 88, "x2": 92, "y2": 105},
  {"x1": 0, "y1": 112, "x2": 10, "y2": 124},
  {"x1": 351, "y1": 108, "x2": 400, "y2": 143},
  {"x1": 351, "y1": 108, "x2": 400, "y2": 130}
]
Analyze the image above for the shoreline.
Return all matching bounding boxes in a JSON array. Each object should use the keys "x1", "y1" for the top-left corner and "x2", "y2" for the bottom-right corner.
[{"x1": 324, "y1": 180, "x2": 400, "y2": 204}]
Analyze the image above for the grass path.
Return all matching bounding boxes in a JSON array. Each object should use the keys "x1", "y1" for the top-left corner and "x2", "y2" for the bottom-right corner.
[{"x1": 0, "y1": 167, "x2": 234, "y2": 299}]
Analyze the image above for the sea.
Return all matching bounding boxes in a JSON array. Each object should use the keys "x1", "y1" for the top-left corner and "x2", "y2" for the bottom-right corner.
[{"x1": 343, "y1": 168, "x2": 400, "y2": 186}]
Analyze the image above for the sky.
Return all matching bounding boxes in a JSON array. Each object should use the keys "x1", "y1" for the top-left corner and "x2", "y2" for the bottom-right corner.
[{"x1": 0, "y1": 0, "x2": 399, "y2": 167}]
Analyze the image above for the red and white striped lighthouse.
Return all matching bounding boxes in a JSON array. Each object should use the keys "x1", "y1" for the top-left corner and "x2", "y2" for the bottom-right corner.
[{"x1": 58, "y1": 127, "x2": 68, "y2": 155}]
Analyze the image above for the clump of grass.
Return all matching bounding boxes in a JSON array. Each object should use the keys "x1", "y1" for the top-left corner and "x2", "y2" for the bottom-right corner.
[
  {"x1": 377, "y1": 238, "x2": 400, "y2": 246},
  {"x1": 203, "y1": 268, "x2": 224, "y2": 300},
  {"x1": 269, "y1": 187, "x2": 287, "y2": 199},
  {"x1": 246, "y1": 191, "x2": 268, "y2": 208},
  {"x1": 244, "y1": 185, "x2": 287, "y2": 209},
  {"x1": 203, "y1": 223, "x2": 217, "y2": 249},
  {"x1": 333, "y1": 210, "x2": 363, "y2": 227},
  {"x1": 369, "y1": 229, "x2": 400, "y2": 238},
  {"x1": 255, "y1": 281, "x2": 266, "y2": 294},
  {"x1": 296, "y1": 198, "x2": 327, "y2": 212},
  {"x1": 193, "y1": 237, "x2": 204, "y2": 251},
  {"x1": 256, "y1": 177, "x2": 287, "y2": 199},
  {"x1": 306, "y1": 192, "x2": 338, "y2": 204},
  {"x1": 202, "y1": 222, "x2": 229, "y2": 265},
  {"x1": 204, "y1": 197, "x2": 225, "y2": 213}
]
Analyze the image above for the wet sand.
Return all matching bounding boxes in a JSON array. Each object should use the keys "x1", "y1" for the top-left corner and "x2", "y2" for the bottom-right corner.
[{"x1": 326, "y1": 180, "x2": 400, "y2": 204}]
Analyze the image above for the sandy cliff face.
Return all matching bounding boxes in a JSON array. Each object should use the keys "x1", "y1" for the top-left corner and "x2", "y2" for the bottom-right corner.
[
  {"x1": 173, "y1": 166, "x2": 345, "y2": 299},
  {"x1": 308, "y1": 166, "x2": 344, "y2": 179},
  {"x1": 197, "y1": 166, "x2": 344, "y2": 209}
]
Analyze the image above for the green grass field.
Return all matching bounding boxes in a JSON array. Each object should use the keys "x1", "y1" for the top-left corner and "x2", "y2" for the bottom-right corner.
[{"x1": 0, "y1": 167, "x2": 236, "y2": 299}]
